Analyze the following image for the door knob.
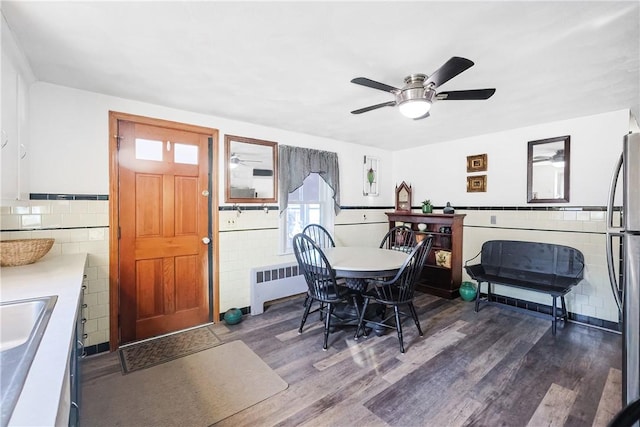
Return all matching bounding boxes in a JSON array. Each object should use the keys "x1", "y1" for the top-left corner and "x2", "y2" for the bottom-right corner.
[{"x1": 202, "y1": 237, "x2": 211, "y2": 244}]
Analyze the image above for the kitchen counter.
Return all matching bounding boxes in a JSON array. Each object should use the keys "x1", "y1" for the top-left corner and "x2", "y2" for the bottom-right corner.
[{"x1": 1, "y1": 253, "x2": 87, "y2": 426}]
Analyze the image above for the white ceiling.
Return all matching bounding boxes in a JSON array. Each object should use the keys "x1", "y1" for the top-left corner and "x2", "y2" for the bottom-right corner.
[{"x1": 2, "y1": 1, "x2": 639, "y2": 150}]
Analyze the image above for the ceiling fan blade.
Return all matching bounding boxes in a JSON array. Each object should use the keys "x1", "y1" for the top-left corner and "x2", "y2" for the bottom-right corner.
[
  {"x1": 351, "y1": 77, "x2": 399, "y2": 93},
  {"x1": 413, "y1": 112, "x2": 430, "y2": 120},
  {"x1": 351, "y1": 101, "x2": 397, "y2": 114},
  {"x1": 425, "y1": 57, "x2": 474, "y2": 88},
  {"x1": 436, "y1": 88, "x2": 496, "y2": 100}
]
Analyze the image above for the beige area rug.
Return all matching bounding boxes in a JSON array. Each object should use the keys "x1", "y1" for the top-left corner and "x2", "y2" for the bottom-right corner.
[
  {"x1": 119, "y1": 326, "x2": 221, "y2": 374},
  {"x1": 82, "y1": 340, "x2": 289, "y2": 427}
]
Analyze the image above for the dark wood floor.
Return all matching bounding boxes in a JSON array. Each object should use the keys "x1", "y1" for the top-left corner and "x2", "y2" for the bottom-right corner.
[{"x1": 82, "y1": 293, "x2": 623, "y2": 426}]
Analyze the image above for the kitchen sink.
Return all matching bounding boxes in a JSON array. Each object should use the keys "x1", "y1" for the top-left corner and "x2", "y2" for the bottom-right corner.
[{"x1": 1, "y1": 295, "x2": 57, "y2": 427}]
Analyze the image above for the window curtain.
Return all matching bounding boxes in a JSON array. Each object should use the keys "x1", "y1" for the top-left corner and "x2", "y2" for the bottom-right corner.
[{"x1": 278, "y1": 145, "x2": 340, "y2": 215}]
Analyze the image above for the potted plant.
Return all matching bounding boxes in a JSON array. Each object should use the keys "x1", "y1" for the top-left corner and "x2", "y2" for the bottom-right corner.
[{"x1": 421, "y1": 199, "x2": 432, "y2": 214}]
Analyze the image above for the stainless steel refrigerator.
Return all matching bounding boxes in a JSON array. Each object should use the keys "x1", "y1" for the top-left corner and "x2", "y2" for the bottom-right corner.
[{"x1": 607, "y1": 131, "x2": 640, "y2": 405}]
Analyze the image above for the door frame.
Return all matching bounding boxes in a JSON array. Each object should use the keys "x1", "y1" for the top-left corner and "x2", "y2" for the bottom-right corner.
[{"x1": 108, "y1": 111, "x2": 220, "y2": 350}]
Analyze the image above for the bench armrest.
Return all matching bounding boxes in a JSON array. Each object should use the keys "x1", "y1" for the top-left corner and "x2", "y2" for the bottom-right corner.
[
  {"x1": 464, "y1": 249, "x2": 482, "y2": 267},
  {"x1": 464, "y1": 264, "x2": 485, "y2": 280}
]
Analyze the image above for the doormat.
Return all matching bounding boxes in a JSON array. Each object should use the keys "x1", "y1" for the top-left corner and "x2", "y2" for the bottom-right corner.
[
  {"x1": 83, "y1": 341, "x2": 288, "y2": 426},
  {"x1": 118, "y1": 326, "x2": 222, "y2": 374}
]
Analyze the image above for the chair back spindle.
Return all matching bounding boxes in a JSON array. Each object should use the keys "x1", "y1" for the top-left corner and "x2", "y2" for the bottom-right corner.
[
  {"x1": 380, "y1": 225, "x2": 415, "y2": 253},
  {"x1": 302, "y1": 224, "x2": 336, "y2": 249}
]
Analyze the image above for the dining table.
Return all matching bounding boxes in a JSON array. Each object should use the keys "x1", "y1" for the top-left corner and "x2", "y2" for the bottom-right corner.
[
  {"x1": 319, "y1": 246, "x2": 411, "y2": 330},
  {"x1": 322, "y1": 246, "x2": 411, "y2": 290}
]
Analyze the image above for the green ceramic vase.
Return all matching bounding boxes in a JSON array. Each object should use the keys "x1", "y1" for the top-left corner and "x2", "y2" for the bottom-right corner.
[
  {"x1": 459, "y1": 281, "x2": 477, "y2": 302},
  {"x1": 224, "y1": 308, "x2": 243, "y2": 325}
]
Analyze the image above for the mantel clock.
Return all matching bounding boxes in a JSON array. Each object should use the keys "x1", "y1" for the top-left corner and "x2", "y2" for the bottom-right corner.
[{"x1": 395, "y1": 181, "x2": 412, "y2": 212}]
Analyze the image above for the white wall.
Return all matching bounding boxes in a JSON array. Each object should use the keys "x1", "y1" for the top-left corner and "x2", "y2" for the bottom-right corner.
[
  {"x1": 387, "y1": 109, "x2": 631, "y2": 324},
  {"x1": 29, "y1": 82, "x2": 394, "y2": 207},
  {"x1": 393, "y1": 109, "x2": 629, "y2": 207}
]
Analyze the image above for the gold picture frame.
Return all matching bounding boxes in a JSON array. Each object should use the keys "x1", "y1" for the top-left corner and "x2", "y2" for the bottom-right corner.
[
  {"x1": 435, "y1": 250, "x2": 452, "y2": 269},
  {"x1": 467, "y1": 153, "x2": 487, "y2": 172},
  {"x1": 467, "y1": 175, "x2": 487, "y2": 192}
]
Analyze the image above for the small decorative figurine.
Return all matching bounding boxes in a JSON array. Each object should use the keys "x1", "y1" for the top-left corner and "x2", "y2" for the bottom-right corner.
[{"x1": 443, "y1": 202, "x2": 455, "y2": 214}]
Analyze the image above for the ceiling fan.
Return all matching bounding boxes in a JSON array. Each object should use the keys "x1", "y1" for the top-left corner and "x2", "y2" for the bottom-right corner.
[
  {"x1": 533, "y1": 149, "x2": 565, "y2": 164},
  {"x1": 350, "y1": 56, "x2": 496, "y2": 119},
  {"x1": 229, "y1": 153, "x2": 261, "y2": 168}
]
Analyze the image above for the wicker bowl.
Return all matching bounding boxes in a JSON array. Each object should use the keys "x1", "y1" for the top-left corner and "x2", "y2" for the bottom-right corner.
[{"x1": 0, "y1": 238, "x2": 55, "y2": 267}]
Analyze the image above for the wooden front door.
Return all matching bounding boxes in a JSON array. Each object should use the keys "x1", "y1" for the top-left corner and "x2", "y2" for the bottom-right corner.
[{"x1": 116, "y1": 118, "x2": 211, "y2": 344}]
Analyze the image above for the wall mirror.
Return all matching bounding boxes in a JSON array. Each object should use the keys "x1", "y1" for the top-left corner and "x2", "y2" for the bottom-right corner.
[
  {"x1": 527, "y1": 135, "x2": 570, "y2": 203},
  {"x1": 225, "y1": 134, "x2": 278, "y2": 203}
]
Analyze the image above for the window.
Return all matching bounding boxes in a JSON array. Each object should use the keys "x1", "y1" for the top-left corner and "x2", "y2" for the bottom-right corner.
[
  {"x1": 173, "y1": 143, "x2": 198, "y2": 165},
  {"x1": 279, "y1": 173, "x2": 334, "y2": 254},
  {"x1": 135, "y1": 138, "x2": 163, "y2": 161}
]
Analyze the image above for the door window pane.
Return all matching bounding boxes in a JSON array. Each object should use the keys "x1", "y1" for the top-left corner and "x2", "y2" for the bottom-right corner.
[
  {"x1": 174, "y1": 143, "x2": 198, "y2": 165},
  {"x1": 135, "y1": 138, "x2": 163, "y2": 161}
]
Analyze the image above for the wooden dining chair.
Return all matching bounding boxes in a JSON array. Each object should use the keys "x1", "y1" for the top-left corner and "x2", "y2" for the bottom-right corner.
[
  {"x1": 302, "y1": 224, "x2": 336, "y2": 248},
  {"x1": 380, "y1": 225, "x2": 415, "y2": 253},
  {"x1": 302, "y1": 223, "x2": 342, "y2": 312},
  {"x1": 355, "y1": 235, "x2": 433, "y2": 353},
  {"x1": 293, "y1": 233, "x2": 351, "y2": 351}
]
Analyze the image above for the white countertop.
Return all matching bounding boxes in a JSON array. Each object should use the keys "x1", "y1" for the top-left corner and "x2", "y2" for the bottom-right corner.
[{"x1": 1, "y1": 253, "x2": 87, "y2": 427}]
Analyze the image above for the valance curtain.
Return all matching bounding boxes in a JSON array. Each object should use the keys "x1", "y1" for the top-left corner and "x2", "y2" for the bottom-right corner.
[{"x1": 278, "y1": 145, "x2": 340, "y2": 215}]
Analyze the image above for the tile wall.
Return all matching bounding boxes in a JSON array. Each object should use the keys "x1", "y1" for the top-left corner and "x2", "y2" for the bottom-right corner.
[
  {"x1": 459, "y1": 208, "x2": 619, "y2": 323},
  {"x1": 0, "y1": 199, "x2": 110, "y2": 348},
  {"x1": 220, "y1": 207, "x2": 618, "y2": 323},
  {"x1": 1, "y1": 200, "x2": 618, "y2": 354},
  {"x1": 217, "y1": 207, "x2": 389, "y2": 310}
]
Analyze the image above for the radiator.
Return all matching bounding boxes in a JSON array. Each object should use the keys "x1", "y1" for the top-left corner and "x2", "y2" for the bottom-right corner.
[{"x1": 250, "y1": 262, "x2": 306, "y2": 315}]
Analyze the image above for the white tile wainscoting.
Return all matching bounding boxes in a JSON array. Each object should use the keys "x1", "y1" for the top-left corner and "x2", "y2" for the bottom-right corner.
[
  {"x1": 1, "y1": 199, "x2": 619, "y2": 355},
  {"x1": 461, "y1": 208, "x2": 619, "y2": 324},
  {"x1": 0, "y1": 198, "x2": 110, "y2": 349}
]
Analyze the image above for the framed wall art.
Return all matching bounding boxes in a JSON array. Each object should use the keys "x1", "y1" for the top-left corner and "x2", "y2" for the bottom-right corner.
[
  {"x1": 467, "y1": 175, "x2": 487, "y2": 192},
  {"x1": 363, "y1": 155, "x2": 379, "y2": 196},
  {"x1": 467, "y1": 153, "x2": 487, "y2": 173}
]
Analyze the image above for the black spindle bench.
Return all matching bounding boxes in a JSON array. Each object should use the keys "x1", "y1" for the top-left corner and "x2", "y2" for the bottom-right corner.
[{"x1": 464, "y1": 240, "x2": 585, "y2": 335}]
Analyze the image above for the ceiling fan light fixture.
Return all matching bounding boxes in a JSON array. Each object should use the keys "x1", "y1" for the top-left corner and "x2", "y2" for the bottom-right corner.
[
  {"x1": 398, "y1": 99, "x2": 432, "y2": 119},
  {"x1": 350, "y1": 57, "x2": 495, "y2": 119},
  {"x1": 229, "y1": 154, "x2": 240, "y2": 169}
]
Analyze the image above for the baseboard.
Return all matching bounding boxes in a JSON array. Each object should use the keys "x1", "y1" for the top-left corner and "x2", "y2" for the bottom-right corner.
[
  {"x1": 483, "y1": 293, "x2": 620, "y2": 332},
  {"x1": 84, "y1": 342, "x2": 110, "y2": 356}
]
